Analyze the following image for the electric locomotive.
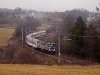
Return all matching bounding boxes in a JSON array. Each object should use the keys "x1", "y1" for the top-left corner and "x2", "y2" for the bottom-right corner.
[{"x1": 25, "y1": 31, "x2": 56, "y2": 53}]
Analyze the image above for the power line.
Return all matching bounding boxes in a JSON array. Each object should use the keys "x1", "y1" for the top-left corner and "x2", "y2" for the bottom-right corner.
[{"x1": 69, "y1": 35, "x2": 100, "y2": 38}]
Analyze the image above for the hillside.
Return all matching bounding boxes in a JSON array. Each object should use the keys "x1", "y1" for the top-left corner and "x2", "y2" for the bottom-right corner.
[{"x1": 0, "y1": 25, "x2": 95, "y2": 64}]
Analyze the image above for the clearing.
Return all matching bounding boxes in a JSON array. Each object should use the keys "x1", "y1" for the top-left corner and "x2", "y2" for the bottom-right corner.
[
  {"x1": 0, "y1": 28, "x2": 15, "y2": 47},
  {"x1": 0, "y1": 64, "x2": 100, "y2": 75},
  {"x1": 37, "y1": 24, "x2": 52, "y2": 30}
]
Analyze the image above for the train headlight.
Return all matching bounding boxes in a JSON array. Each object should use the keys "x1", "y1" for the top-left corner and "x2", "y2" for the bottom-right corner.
[{"x1": 54, "y1": 49, "x2": 55, "y2": 51}]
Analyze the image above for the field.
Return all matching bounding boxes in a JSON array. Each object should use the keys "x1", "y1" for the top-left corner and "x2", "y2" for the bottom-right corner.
[
  {"x1": 37, "y1": 24, "x2": 52, "y2": 30},
  {"x1": 0, "y1": 28, "x2": 15, "y2": 47},
  {"x1": 0, "y1": 64, "x2": 100, "y2": 75}
]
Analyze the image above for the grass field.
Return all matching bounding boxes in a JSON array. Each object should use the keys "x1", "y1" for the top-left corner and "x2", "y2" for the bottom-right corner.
[
  {"x1": 37, "y1": 24, "x2": 52, "y2": 30},
  {"x1": 0, "y1": 64, "x2": 100, "y2": 75},
  {"x1": 0, "y1": 28, "x2": 15, "y2": 47}
]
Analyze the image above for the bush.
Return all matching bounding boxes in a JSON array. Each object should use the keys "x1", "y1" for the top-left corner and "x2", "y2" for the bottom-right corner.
[{"x1": 12, "y1": 49, "x2": 33, "y2": 64}]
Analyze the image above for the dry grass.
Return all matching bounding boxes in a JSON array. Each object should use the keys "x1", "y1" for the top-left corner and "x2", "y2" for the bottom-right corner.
[
  {"x1": 0, "y1": 28, "x2": 15, "y2": 47},
  {"x1": 37, "y1": 24, "x2": 52, "y2": 30},
  {"x1": 0, "y1": 64, "x2": 100, "y2": 75}
]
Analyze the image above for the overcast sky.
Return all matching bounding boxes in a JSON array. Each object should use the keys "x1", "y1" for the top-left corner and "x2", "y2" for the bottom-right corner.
[{"x1": 0, "y1": 0, "x2": 99, "y2": 12}]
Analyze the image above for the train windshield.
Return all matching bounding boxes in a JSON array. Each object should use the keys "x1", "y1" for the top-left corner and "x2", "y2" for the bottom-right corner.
[{"x1": 47, "y1": 43, "x2": 55, "y2": 47}]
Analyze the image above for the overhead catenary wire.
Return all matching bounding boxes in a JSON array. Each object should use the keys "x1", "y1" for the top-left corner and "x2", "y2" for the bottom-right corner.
[{"x1": 68, "y1": 35, "x2": 100, "y2": 38}]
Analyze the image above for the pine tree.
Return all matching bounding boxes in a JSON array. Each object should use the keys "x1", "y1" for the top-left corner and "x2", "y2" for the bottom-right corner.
[{"x1": 69, "y1": 16, "x2": 86, "y2": 56}]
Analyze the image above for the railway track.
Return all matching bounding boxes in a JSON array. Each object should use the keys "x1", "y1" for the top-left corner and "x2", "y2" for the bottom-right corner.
[
  {"x1": 7, "y1": 32, "x2": 94, "y2": 65},
  {"x1": 24, "y1": 43, "x2": 93, "y2": 65},
  {"x1": 24, "y1": 43, "x2": 58, "y2": 59},
  {"x1": 24, "y1": 31, "x2": 94, "y2": 65}
]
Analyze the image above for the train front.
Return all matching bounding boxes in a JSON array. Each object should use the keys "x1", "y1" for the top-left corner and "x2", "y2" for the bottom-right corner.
[{"x1": 47, "y1": 43, "x2": 56, "y2": 53}]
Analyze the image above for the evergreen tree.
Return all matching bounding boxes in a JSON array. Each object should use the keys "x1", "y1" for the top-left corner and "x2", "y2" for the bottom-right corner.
[{"x1": 69, "y1": 16, "x2": 86, "y2": 56}]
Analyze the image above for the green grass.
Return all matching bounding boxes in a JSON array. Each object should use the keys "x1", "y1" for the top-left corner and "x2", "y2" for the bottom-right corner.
[
  {"x1": 0, "y1": 64, "x2": 100, "y2": 75},
  {"x1": 37, "y1": 24, "x2": 52, "y2": 30},
  {"x1": 0, "y1": 28, "x2": 15, "y2": 46}
]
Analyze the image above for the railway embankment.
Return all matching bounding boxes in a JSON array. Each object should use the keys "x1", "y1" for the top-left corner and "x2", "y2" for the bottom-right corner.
[{"x1": 0, "y1": 36, "x2": 96, "y2": 65}]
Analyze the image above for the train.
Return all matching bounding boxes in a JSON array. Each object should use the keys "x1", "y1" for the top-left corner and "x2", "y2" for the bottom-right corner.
[{"x1": 25, "y1": 30, "x2": 56, "y2": 53}]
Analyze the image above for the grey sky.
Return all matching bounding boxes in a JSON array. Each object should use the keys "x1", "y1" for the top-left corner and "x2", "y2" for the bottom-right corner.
[{"x1": 0, "y1": 0, "x2": 99, "y2": 12}]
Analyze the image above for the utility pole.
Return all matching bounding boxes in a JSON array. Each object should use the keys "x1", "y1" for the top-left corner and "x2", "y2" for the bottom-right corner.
[
  {"x1": 32, "y1": 33, "x2": 33, "y2": 50},
  {"x1": 58, "y1": 26, "x2": 61, "y2": 63},
  {"x1": 22, "y1": 24, "x2": 24, "y2": 47},
  {"x1": 32, "y1": 28, "x2": 34, "y2": 50},
  {"x1": 25, "y1": 24, "x2": 28, "y2": 36},
  {"x1": 57, "y1": 19, "x2": 62, "y2": 64}
]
